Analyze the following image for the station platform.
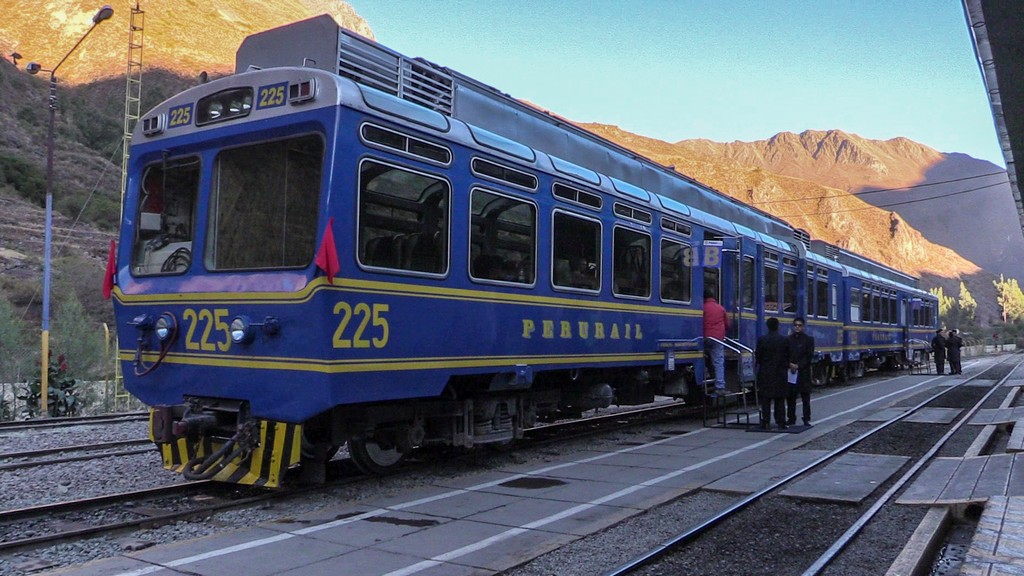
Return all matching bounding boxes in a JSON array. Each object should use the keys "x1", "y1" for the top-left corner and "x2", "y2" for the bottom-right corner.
[{"x1": 41, "y1": 357, "x2": 1022, "y2": 576}]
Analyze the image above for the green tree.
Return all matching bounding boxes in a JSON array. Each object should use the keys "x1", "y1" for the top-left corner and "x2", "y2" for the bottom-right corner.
[
  {"x1": 993, "y1": 275, "x2": 1024, "y2": 323},
  {"x1": 0, "y1": 295, "x2": 33, "y2": 420},
  {"x1": 50, "y1": 289, "x2": 107, "y2": 381},
  {"x1": 958, "y1": 281, "x2": 977, "y2": 330},
  {"x1": 930, "y1": 286, "x2": 957, "y2": 328}
]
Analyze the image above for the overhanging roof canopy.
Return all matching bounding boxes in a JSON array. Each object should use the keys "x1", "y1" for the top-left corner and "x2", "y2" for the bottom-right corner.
[{"x1": 963, "y1": 0, "x2": 1024, "y2": 234}]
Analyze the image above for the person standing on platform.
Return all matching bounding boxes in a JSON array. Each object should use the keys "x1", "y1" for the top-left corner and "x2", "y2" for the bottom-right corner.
[
  {"x1": 946, "y1": 329, "x2": 963, "y2": 375},
  {"x1": 786, "y1": 317, "x2": 815, "y2": 426},
  {"x1": 703, "y1": 290, "x2": 730, "y2": 394},
  {"x1": 931, "y1": 329, "x2": 947, "y2": 375},
  {"x1": 755, "y1": 317, "x2": 789, "y2": 430}
]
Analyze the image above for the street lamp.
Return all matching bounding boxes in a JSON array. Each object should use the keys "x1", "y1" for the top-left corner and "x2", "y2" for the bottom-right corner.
[{"x1": 26, "y1": 5, "x2": 113, "y2": 415}]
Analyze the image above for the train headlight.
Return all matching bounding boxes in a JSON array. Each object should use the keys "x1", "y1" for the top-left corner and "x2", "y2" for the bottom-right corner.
[
  {"x1": 231, "y1": 316, "x2": 255, "y2": 345},
  {"x1": 155, "y1": 313, "x2": 176, "y2": 342}
]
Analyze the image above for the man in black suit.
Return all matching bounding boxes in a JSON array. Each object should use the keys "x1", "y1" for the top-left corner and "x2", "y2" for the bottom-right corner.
[
  {"x1": 946, "y1": 329, "x2": 963, "y2": 374},
  {"x1": 787, "y1": 317, "x2": 815, "y2": 426},
  {"x1": 755, "y1": 317, "x2": 789, "y2": 430},
  {"x1": 931, "y1": 329, "x2": 947, "y2": 375}
]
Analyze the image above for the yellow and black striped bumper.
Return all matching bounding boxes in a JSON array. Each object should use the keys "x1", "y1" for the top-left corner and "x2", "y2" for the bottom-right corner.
[{"x1": 149, "y1": 411, "x2": 302, "y2": 488}]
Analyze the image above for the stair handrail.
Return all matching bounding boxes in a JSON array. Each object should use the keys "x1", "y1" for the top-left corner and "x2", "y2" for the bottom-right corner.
[{"x1": 703, "y1": 336, "x2": 749, "y2": 355}]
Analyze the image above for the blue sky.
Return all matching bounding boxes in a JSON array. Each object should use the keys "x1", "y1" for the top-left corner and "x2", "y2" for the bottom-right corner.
[{"x1": 345, "y1": 0, "x2": 1004, "y2": 166}]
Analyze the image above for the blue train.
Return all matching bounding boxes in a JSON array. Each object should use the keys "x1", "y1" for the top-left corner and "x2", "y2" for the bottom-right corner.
[{"x1": 111, "y1": 16, "x2": 938, "y2": 486}]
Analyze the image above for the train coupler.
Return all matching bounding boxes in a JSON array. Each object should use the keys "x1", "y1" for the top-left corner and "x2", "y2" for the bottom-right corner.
[{"x1": 149, "y1": 408, "x2": 302, "y2": 488}]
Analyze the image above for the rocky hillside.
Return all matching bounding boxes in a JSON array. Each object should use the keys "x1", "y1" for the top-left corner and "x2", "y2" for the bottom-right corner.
[
  {"x1": 665, "y1": 129, "x2": 1023, "y2": 277},
  {"x1": 0, "y1": 0, "x2": 373, "y2": 84},
  {"x1": 580, "y1": 123, "x2": 981, "y2": 279}
]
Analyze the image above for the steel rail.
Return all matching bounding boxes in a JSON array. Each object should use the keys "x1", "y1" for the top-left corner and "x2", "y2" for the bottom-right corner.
[
  {"x1": 0, "y1": 412, "x2": 148, "y2": 431},
  {"x1": 801, "y1": 357, "x2": 1023, "y2": 575},
  {"x1": 602, "y1": 355, "x2": 1022, "y2": 576}
]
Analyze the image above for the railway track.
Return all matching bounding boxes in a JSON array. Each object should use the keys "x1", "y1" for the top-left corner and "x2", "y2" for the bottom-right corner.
[
  {"x1": 601, "y1": 355, "x2": 1023, "y2": 576},
  {"x1": 0, "y1": 398, "x2": 694, "y2": 558},
  {"x1": 0, "y1": 366, "x2": 961, "y2": 570},
  {"x1": 0, "y1": 439, "x2": 153, "y2": 471},
  {"x1": 0, "y1": 412, "x2": 148, "y2": 432}
]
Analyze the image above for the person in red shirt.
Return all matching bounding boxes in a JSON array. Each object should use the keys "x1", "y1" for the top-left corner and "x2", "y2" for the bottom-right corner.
[{"x1": 703, "y1": 291, "x2": 730, "y2": 392}]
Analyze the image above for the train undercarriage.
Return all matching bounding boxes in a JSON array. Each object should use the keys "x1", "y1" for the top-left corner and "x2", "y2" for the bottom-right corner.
[{"x1": 149, "y1": 364, "x2": 697, "y2": 487}]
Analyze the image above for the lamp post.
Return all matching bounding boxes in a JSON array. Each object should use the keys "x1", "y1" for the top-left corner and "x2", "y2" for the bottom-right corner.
[{"x1": 26, "y1": 5, "x2": 113, "y2": 415}]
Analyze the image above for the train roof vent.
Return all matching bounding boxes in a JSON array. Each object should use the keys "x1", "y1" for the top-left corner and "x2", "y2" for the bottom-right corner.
[
  {"x1": 793, "y1": 228, "x2": 811, "y2": 250},
  {"x1": 825, "y1": 244, "x2": 840, "y2": 261},
  {"x1": 339, "y1": 32, "x2": 454, "y2": 116}
]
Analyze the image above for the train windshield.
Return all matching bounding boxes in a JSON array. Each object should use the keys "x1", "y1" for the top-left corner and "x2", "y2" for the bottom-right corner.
[
  {"x1": 131, "y1": 157, "x2": 200, "y2": 275},
  {"x1": 206, "y1": 135, "x2": 324, "y2": 270}
]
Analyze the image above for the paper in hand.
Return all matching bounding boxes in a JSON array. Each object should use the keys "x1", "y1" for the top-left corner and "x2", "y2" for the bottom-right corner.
[{"x1": 787, "y1": 370, "x2": 798, "y2": 385}]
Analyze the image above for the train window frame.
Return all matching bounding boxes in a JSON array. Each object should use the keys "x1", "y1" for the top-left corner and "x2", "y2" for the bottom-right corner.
[
  {"x1": 355, "y1": 157, "x2": 451, "y2": 278},
  {"x1": 131, "y1": 155, "x2": 201, "y2": 277},
  {"x1": 831, "y1": 283, "x2": 838, "y2": 320},
  {"x1": 612, "y1": 202, "x2": 653, "y2": 225},
  {"x1": 782, "y1": 270, "x2": 797, "y2": 315},
  {"x1": 359, "y1": 122, "x2": 452, "y2": 166},
  {"x1": 551, "y1": 209, "x2": 602, "y2": 293},
  {"x1": 660, "y1": 238, "x2": 692, "y2": 304},
  {"x1": 806, "y1": 272, "x2": 815, "y2": 316},
  {"x1": 468, "y1": 187, "x2": 537, "y2": 287},
  {"x1": 552, "y1": 182, "x2": 603, "y2": 211},
  {"x1": 205, "y1": 134, "x2": 324, "y2": 272},
  {"x1": 741, "y1": 255, "x2": 755, "y2": 310},
  {"x1": 851, "y1": 288, "x2": 862, "y2": 323},
  {"x1": 471, "y1": 157, "x2": 538, "y2": 192},
  {"x1": 861, "y1": 288, "x2": 872, "y2": 323},
  {"x1": 612, "y1": 225, "x2": 652, "y2": 299},
  {"x1": 661, "y1": 217, "x2": 692, "y2": 238},
  {"x1": 815, "y1": 274, "x2": 831, "y2": 315},
  {"x1": 764, "y1": 265, "x2": 780, "y2": 315},
  {"x1": 876, "y1": 286, "x2": 884, "y2": 323}
]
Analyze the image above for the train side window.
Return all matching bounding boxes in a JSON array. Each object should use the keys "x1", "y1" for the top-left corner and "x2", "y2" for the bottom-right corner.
[
  {"x1": 132, "y1": 157, "x2": 200, "y2": 275},
  {"x1": 764, "y1": 266, "x2": 779, "y2": 314},
  {"x1": 816, "y1": 277, "x2": 829, "y2": 318},
  {"x1": 806, "y1": 274, "x2": 815, "y2": 316},
  {"x1": 831, "y1": 283, "x2": 837, "y2": 319},
  {"x1": 851, "y1": 288, "x2": 861, "y2": 323},
  {"x1": 206, "y1": 135, "x2": 323, "y2": 271},
  {"x1": 613, "y1": 227, "x2": 651, "y2": 298},
  {"x1": 872, "y1": 290, "x2": 882, "y2": 323},
  {"x1": 861, "y1": 289, "x2": 871, "y2": 323},
  {"x1": 469, "y1": 188, "x2": 536, "y2": 284},
  {"x1": 660, "y1": 239, "x2": 691, "y2": 303},
  {"x1": 889, "y1": 295, "x2": 897, "y2": 325},
  {"x1": 741, "y1": 256, "x2": 755, "y2": 309},
  {"x1": 357, "y1": 159, "x2": 450, "y2": 275},
  {"x1": 552, "y1": 211, "x2": 600, "y2": 291},
  {"x1": 782, "y1": 271, "x2": 796, "y2": 314}
]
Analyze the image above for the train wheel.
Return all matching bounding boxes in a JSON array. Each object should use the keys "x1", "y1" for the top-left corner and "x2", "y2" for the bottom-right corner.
[{"x1": 348, "y1": 437, "x2": 405, "y2": 475}]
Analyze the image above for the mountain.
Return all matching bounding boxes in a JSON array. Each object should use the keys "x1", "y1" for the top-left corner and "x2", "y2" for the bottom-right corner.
[
  {"x1": 667, "y1": 129, "x2": 1023, "y2": 277},
  {"x1": 579, "y1": 124, "x2": 982, "y2": 279},
  {"x1": 0, "y1": 0, "x2": 373, "y2": 84}
]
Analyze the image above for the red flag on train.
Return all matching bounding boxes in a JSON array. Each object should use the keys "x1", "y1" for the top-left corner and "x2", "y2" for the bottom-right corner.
[
  {"x1": 102, "y1": 239, "x2": 116, "y2": 300},
  {"x1": 315, "y1": 217, "x2": 339, "y2": 284}
]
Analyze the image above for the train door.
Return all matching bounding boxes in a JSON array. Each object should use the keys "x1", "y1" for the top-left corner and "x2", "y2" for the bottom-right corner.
[
  {"x1": 737, "y1": 237, "x2": 761, "y2": 344},
  {"x1": 718, "y1": 235, "x2": 756, "y2": 385}
]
